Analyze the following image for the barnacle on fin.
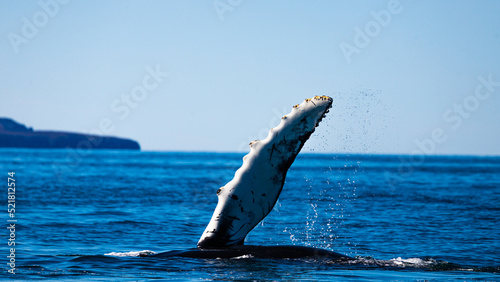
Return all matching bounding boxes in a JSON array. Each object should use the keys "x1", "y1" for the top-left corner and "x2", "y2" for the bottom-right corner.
[
  {"x1": 217, "y1": 187, "x2": 224, "y2": 195},
  {"x1": 313, "y1": 95, "x2": 332, "y2": 101}
]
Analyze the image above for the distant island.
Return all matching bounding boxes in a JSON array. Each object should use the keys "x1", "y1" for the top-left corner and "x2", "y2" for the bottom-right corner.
[{"x1": 0, "y1": 118, "x2": 140, "y2": 150}]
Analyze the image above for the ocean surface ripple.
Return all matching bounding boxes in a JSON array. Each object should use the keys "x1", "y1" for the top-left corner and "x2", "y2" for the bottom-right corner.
[{"x1": 0, "y1": 150, "x2": 499, "y2": 281}]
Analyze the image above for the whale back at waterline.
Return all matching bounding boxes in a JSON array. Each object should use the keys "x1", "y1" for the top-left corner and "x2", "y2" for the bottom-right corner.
[
  {"x1": 197, "y1": 96, "x2": 333, "y2": 248},
  {"x1": 153, "y1": 245, "x2": 349, "y2": 260}
]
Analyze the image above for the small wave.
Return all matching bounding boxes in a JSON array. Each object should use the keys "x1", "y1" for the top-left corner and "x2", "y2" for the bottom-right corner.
[
  {"x1": 231, "y1": 254, "x2": 255, "y2": 259},
  {"x1": 341, "y1": 256, "x2": 500, "y2": 273},
  {"x1": 104, "y1": 250, "x2": 157, "y2": 257},
  {"x1": 387, "y1": 257, "x2": 437, "y2": 268},
  {"x1": 344, "y1": 256, "x2": 441, "y2": 269}
]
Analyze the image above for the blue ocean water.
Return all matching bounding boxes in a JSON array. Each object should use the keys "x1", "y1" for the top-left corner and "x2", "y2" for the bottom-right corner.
[{"x1": 0, "y1": 149, "x2": 499, "y2": 281}]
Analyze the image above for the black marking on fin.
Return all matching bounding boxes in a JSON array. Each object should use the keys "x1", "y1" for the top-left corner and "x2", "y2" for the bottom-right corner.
[
  {"x1": 217, "y1": 187, "x2": 223, "y2": 195},
  {"x1": 269, "y1": 143, "x2": 282, "y2": 161}
]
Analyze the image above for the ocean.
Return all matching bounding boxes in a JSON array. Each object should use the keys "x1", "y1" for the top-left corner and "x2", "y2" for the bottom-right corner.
[{"x1": 1, "y1": 149, "x2": 499, "y2": 281}]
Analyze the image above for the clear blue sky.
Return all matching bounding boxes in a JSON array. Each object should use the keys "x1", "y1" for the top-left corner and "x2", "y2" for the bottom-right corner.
[{"x1": 1, "y1": 0, "x2": 499, "y2": 155}]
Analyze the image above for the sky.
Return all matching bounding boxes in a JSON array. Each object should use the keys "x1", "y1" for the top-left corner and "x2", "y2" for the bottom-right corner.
[{"x1": 1, "y1": 0, "x2": 499, "y2": 155}]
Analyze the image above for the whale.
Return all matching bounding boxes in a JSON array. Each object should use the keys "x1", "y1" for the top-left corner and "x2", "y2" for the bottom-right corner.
[
  {"x1": 153, "y1": 96, "x2": 350, "y2": 260},
  {"x1": 198, "y1": 95, "x2": 334, "y2": 248},
  {"x1": 152, "y1": 245, "x2": 349, "y2": 260}
]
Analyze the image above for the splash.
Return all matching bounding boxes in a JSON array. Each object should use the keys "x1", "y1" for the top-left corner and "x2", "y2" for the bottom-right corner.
[
  {"x1": 340, "y1": 256, "x2": 466, "y2": 270},
  {"x1": 386, "y1": 257, "x2": 438, "y2": 268},
  {"x1": 231, "y1": 254, "x2": 255, "y2": 259}
]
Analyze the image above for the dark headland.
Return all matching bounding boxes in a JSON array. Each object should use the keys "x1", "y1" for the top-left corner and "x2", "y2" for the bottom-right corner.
[{"x1": 0, "y1": 118, "x2": 140, "y2": 150}]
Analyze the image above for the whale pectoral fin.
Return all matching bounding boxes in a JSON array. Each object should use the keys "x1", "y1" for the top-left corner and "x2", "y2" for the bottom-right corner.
[{"x1": 198, "y1": 96, "x2": 333, "y2": 249}]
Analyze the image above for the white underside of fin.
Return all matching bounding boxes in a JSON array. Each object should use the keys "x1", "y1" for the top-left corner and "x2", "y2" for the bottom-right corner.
[{"x1": 198, "y1": 96, "x2": 333, "y2": 248}]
